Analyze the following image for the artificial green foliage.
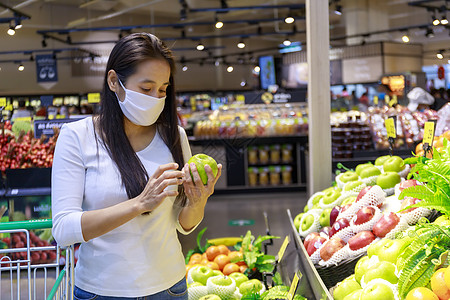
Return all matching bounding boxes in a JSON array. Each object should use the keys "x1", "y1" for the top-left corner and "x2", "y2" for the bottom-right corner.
[
  {"x1": 241, "y1": 231, "x2": 279, "y2": 273},
  {"x1": 261, "y1": 285, "x2": 306, "y2": 300}
]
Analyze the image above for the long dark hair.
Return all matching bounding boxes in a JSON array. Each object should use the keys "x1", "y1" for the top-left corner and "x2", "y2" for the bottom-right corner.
[{"x1": 96, "y1": 33, "x2": 186, "y2": 206}]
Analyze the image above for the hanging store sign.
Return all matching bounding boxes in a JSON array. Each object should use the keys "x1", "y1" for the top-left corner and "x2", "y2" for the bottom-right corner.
[
  {"x1": 36, "y1": 54, "x2": 58, "y2": 83},
  {"x1": 34, "y1": 118, "x2": 85, "y2": 138},
  {"x1": 342, "y1": 56, "x2": 383, "y2": 84}
]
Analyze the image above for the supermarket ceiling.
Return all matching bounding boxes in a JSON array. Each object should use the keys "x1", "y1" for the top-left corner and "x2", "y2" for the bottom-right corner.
[{"x1": 0, "y1": 0, "x2": 449, "y2": 63}]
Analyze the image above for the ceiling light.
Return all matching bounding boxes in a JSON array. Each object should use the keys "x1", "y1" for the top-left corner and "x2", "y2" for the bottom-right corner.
[
  {"x1": 196, "y1": 42, "x2": 205, "y2": 51},
  {"x1": 227, "y1": 65, "x2": 233, "y2": 72},
  {"x1": 254, "y1": 66, "x2": 260, "y2": 73},
  {"x1": 402, "y1": 34, "x2": 410, "y2": 43},
  {"x1": 437, "y1": 50, "x2": 444, "y2": 59},
  {"x1": 237, "y1": 40, "x2": 246, "y2": 49},
  {"x1": 334, "y1": 5, "x2": 342, "y2": 15},
  {"x1": 14, "y1": 21, "x2": 22, "y2": 30},
  {"x1": 215, "y1": 59, "x2": 220, "y2": 67},
  {"x1": 182, "y1": 65, "x2": 188, "y2": 71},
  {"x1": 285, "y1": 16, "x2": 294, "y2": 24},
  {"x1": 283, "y1": 38, "x2": 291, "y2": 46},
  {"x1": 432, "y1": 14, "x2": 440, "y2": 26},
  {"x1": 215, "y1": 20, "x2": 224, "y2": 29},
  {"x1": 240, "y1": 80, "x2": 246, "y2": 87},
  {"x1": 441, "y1": 14, "x2": 449, "y2": 25},
  {"x1": 425, "y1": 28, "x2": 434, "y2": 38},
  {"x1": 7, "y1": 26, "x2": 15, "y2": 36},
  {"x1": 18, "y1": 64, "x2": 24, "y2": 71}
]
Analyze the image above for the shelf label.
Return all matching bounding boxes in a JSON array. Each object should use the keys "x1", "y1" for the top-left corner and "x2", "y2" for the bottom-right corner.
[
  {"x1": 287, "y1": 271, "x2": 302, "y2": 300},
  {"x1": 373, "y1": 96, "x2": 378, "y2": 105},
  {"x1": 87, "y1": 93, "x2": 101, "y2": 104},
  {"x1": 385, "y1": 117, "x2": 396, "y2": 139},
  {"x1": 0, "y1": 98, "x2": 6, "y2": 107},
  {"x1": 389, "y1": 95, "x2": 397, "y2": 107},
  {"x1": 277, "y1": 235, "x2": 290, "y2": 262},
  {"x1": 5, "y1": 104, "x2": 13, "y2": 111},
  {"x1": 423, "y1": 121, "x2": 436, "y2": 146},
  {"x1": 384, "y1": 95, "x2": 390, "y2": 104}
]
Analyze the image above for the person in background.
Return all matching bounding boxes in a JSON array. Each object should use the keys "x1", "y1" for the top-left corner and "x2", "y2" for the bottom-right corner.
[
  {"x1": 59, "y1": 105, "x2": 69, "y2": 118},
  {"x1": 431, "y1": 88, "x2": 448, "y2": 111},
  {"x1": 351, "y1": 90, "x2": 359, "y2": 107},
  {"x1": 358, "y1": 92, "x2": 369, "y2": 111},
  {"x1": 52, "y1": 33, "x2": 222, "y2": 299},
  {"x1": 407, "y1": 87, "x2": 435, "y2": 112},
  {"x1": 68, "y1": 106, "x2": 80, "y2": 115},
  {"x1": 11, "y1": 100, "x2": 33, "y2": 121}
]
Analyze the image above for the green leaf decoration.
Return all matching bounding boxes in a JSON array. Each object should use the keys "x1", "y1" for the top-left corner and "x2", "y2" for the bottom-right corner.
[
  {"x1": 253, "y1": 235, "x2": 280, "y2": 250},
  {"x1": 197, "y1": 227, "x2": 208, "y2": 251}
]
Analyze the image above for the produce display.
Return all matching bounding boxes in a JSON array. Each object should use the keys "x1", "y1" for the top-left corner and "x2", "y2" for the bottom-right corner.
[{"x1": 0, "y1": 120, "x2": 58, "y2": 171}]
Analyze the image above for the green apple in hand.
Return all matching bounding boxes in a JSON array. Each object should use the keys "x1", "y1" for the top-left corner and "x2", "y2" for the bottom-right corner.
[
  {"x1": 333, "y1": 276, "x2": 361, "y2": 300},
  {"x1": 319, "y1": 208, "x2": 332, "y2": 227},
  {"x1": 340, "y1": 171, "x2": 359, "y2": 183},
  {"x1": 343, "y1": 180, "x2": 364, "y2": 192},
  {"x1": 341, "y1": 196, "x2": 357, "y2": 206},
  {"x1": 360, "y1": 281, "x2": 395, "y2": 300},
  {"x1": 382, "y1": 156, "x2": 405, "y2": 172},
  {"x1": 361, "y1": 261, "x2": 398, "y2": 285},
  {"x1": 355, "y1": 256, "x2": 380, "y2": 283},
  {"x1": 376, "y1": 172, "x2": 401, "y2": 189},
  {"x1": 301, "y1": 214, "x2": 315, "y2": 231},
  {"x1": 239, "y1": 279, "x2": 263, "y2": 295},
  {"x1": 229, "y1": 272, "x2": 248, "y2": 288},
  {"x1": 375, "y1": 155, "x2": 391, "y2": 166},
  {"x1": 322, "y1": 189, "x2": 341, "y2": 205},
  {"x1": 191, "y1": 266, "x2": 215, "y2": 285},
  {"x1": 355, "y1": 163, "x2": 373, "y2": 176},
  {"x1": 294, "y1": 213, "x2": 304, "y2": 231},
  {"x1": 360, "y1": 166, "x2": 381, "y2": 179},
  {"x1": 343, "y1": 289, "x2": 363, "y2": 300},
  {"x1": 188, "y1": 154, "x2": 218, "y2": 185}
]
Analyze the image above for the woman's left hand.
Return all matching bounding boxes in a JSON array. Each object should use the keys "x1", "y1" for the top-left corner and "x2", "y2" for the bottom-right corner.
[{"x1": 182, "y1": 162, "x2": 222, "y2": 207}]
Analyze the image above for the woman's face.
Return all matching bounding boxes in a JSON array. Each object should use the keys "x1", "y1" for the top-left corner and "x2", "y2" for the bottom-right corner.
[{"x1": 114, "y1": 59, "x2": 171, "y2": 101}]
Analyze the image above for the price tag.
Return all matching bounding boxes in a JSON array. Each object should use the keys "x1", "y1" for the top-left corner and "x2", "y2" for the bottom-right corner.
[
  {"x1": 277, "y1": 236, "x2": 290, "y2": 262},
  {"x1": 0, "y1": 97, "x2": 6, "y2": 107},
  {"x1": 423, "y1": 121, "x2": 436, "y2": 146},
  {"x1": 5, "y1": 104, "x2": 13, "y2": 111},
  {"x1": 373, "y1": 96, "x2": 378, "y2": 105},
  {"x1": 385, "y1": 95, "x2": 390, "y2": 104},
  {"x1": 287, "y1": 271, "x2": 302, "y2": 300},
  {"x1": 389, "y1": 96, "x2": 397, "y2": 107},
  {"x1": 385, "y1": 117, "x2": 396, "y2": 138},
  {"x1": 88, "y1": 93, "x2": 101, "y2": 104},
  {"x1": 15, "y1": 117, "x2": 32, "y2": 122}
]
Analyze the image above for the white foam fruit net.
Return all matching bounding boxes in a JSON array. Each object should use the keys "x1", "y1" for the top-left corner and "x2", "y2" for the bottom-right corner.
[
  {"x1": 310, "y1": 247, "x2": 322, "y2": 264},
  {"x1": 188, "y1": 286, "x2": 208, "y2": 300},
  {"x1": 337, "y1": 186, "x2": 385, "y2": 222},
  {"x1": 307, "y1": 191, "x2": 324, "y2": 209},
  {"x1": 398, "y1": 164, "x2": 411, "y2": 179},
  {"x1": 343, "y1": 181, "x2": 367, "y2": 195},
  {"x1": 318, "y1": 242, "x2": 350, "y2": 267},
  {"x1": 383, "y1": 178, "x2": 405, "y2": 196},
  {"x1": 385, "y1": 218, "x2": 411, "y2": 239},
  {"x1": 206, "y1": 276, "x2": 236, "y2": 299},
  {"x1": 361, "y1": 175, "x2": 379, "y2": 186},
  {"x1": 349, "y1": 206, "x2": 383, "y2": 234},
  {"x1": 298, "y1": 210, "x2": 322, "y2": 238},
  {"x1": 399, "y1": 206, "x2": 432, "y2": 226},
  {"x1": 333, "y1": 226, "x2": 355, "y2": 243},
  {"x1": 335, "y1": 173, "x2": 347, "y2": 190},
  {"x1": 319, "y1": 193, "x2": 344, "y2": 209},
  {"x1": 347, "y1": 237, "x2": 381, "y2": 257}
]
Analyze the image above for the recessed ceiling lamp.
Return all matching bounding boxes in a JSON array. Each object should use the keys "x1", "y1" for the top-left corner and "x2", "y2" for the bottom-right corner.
[
  {"x1": 237, "y1": 39, "x2": 246, "y2": 49},
  {"x1": 334, "y1": 5, "x2": 342, "y2": 15},
  {"x1": 432, "y1": 12, "x2": 440, "y2": 26},
  {"x1": 283, "y1": 38, "x2": 292, "y2": 46},
  {"x1": 285, "y1": 16, "x2": 295, "y2": 24},
  {"x1": 227, "y1": 65, "x2": 234, "y2": 72},
  {"x1": 182, "y1": 65, "x2": 188, "y2": 71},
  {"x1": 7, "y1": 26, "x2": 15, "y2": 36},
  {"x1": 215, "y1": 15, "x2": 224, "y2": 29},
  {"x1": 441, "y1": 13, "x2": 449, "y2": 25},
  {"x1": 18, "y1": 63, "x2": 24, "y2": 71},
  {"x1": 196, "y1": 42, "x2": 205, "y2": 51},
  {"x1": 437, "y1": 50, "x2": 444, "y2": 59},
  {"x1": 401, "y1": 34, "x2": 410, "y2": 43}
]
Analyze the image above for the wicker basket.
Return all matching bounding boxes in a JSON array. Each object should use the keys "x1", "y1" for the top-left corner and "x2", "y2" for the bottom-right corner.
[{"x1": 314, "y1": 253, "x2": 364, "y2": 289}]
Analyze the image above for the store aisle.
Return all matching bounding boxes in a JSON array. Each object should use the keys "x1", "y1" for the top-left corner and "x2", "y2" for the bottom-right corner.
[{"x1": 178, "y1": 192, "x2": 308, "y2": 256}]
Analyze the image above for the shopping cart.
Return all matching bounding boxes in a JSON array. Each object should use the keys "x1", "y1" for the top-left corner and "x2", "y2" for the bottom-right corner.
[{"x1": 0, "y1": 219, "x2": 74, "y2": 300}]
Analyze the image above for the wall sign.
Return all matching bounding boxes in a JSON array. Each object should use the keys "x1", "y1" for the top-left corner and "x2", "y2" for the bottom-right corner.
[
  {"x1": 342, "y1": 56, "x2": 383, "y2": 84},
  {"x1": 34, "y1": 117, "x2": 85, "y2": 138},
  {"x1": 36, "y1": 54, "x2": 58, "y2": 83}
]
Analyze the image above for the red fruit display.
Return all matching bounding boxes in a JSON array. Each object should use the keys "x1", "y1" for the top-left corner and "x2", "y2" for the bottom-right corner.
[
  {"x1": 329, "y1": 218, "x2": 350, "y2": 237},
  {"x1": 330, "y1": 206, "x2": 341, "y2": 226},
  {"x1": 348, "y1": 231, "x2": 376, "y2": 251},
  {"x1": 398, "y1": 179, "x2": 420, "y2": 192},
  {"x1": 372, "y1": 212, "x2": 400, "y2": 238},
  {"x1": 303, "y1": 232, "x2": 320, "y2": 250},
  {"x1": 356, "y1": 186, "x2": 372, "y2": 202},
  {"x1": 306, "y1": 236, "x2": 327, "y2": 256},
  {"x1": 340, "y1": 204, "x2": 352, "y2": 215},
  {"x1": 320, "y1": 237, "x2": 346, "y2": 261},
  {"x1": 319, "y1": 226, "x2": 331, "y2": 238},
  {"x1": 353, "y1": 206, "x2": 376, "y2": 225},
  {"x1": 399, "y1": 197, "x2": 421, "y2": 214}
]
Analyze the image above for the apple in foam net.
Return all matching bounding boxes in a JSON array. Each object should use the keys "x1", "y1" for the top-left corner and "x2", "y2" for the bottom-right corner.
[
  {"x1": 367, "y1": 237, "x2": 412, "y2": 264},
  {"x1": 341, "y1": 196, "x2": 357, "y2": 206},
  {"x1": 307, "y1": 236, "x2": 327, "y2": 256},
  {"x1": 340, "y1": 171, "x2": 359, "y2": 183},
  {"x1": 319, "y1": 208, "x2": 332, "y2": 227},
  {"x1": 361, "y1": 261, "x2": 398, "y2": 285},
  {"x1": 376, "y1": 172, "x2": 401, "y2": 189},
  {"x1": 343, "y1": 180, "x2": 364, "y2": 193},
  {"x1": 360, "y1": 166, "x2": 381, "y2": 179},
  {"x1": 303, "y1": 232, "x2": 320, "y2": 250},
  {"x1": 333, "y1": 275, "x2": 361, "y2": 300},
  {"x1": 330, "y1": 206, "x2": 341, "y2": 227},
  {"x1": 293, "y1": 213, "x2": 304, "y2": 231},
  {"x1": 301, "y1": 214, "x2": 315, "y2": 231},
  {"x1": 398, "y1": 179, "x2": 420, "y2": 192},
  {"x1": 320, "y1": 226, "x2": 331, "y2": 238},
  {"x1": 191, "y1": 266, "x2": 215, "y2": 286},
  {"x1": 355, "y1": 163, "x2": 374, "y2": 176},
  {"x1": 339, "y1": 204, "x2": 352, "y2": 216},
  {"x1": 374, "y1": 155, "x2": 391, "y2": 167},
  {"x1": 399, "y1": 197, "x2": 421, "y2": 214},
  {"x1": 320, "y1": 236, "x2": 346, "y2": 261},
  {"x1": 348, "y1": 231, "x2": 376, "y2": 251},
  {"x1": 322, "y1": 189, "x2": 341, "y2": 205},
  {"x1": 329, "y1": 218, "x2": 350, "y2": 237},
  {"x1": 382, "y1": 155, "x2": 405, "y2": 173},
  {"x1": 372, "y1": 212, "x2": 400, "y2": 238},
  {"x1": 352, "y1": 206, "x2": 376, "y2": 225}
]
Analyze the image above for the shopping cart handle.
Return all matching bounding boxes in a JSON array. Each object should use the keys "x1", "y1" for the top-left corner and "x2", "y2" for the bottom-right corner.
[{"x1": 0, "y1": 219, "x2": 52, "y2": 230}]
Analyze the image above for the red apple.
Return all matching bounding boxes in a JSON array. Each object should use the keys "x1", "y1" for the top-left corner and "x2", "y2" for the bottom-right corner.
[
  {"x1": 348, "y1": 231, "x2": 376, "y2": 251},
  {"x1": 372, "y1": 212, "x2": 400, "y2": 238},
  {"x1": 320, "y1": 237, "x2": 346, "y2": 261},
  {"x1": 398, "y1": 179, "x2": 420, "y2": 192},
  {"x1": 303, "y1": 232, "x2": 320, "y2": 250},
  {"x1": 356, "y1": 186, "x2": 372, "y2": 202},
  {"x1": 399, "y1": 197, "x2": 421, "y2": 214},
  {"x1": 330, "y1": 206, "x2": 341, "y2": 227},
  {"x1": 353, "y1": 206, "x2": 376, "y2": 225},
  {"x1": 329, "y1": 218, "x2": 350, "y2": 237},
  {"x1": 320, "y1": 226, "x2": 331, "y2": 238},
  {"x1": 307, "y1": 236, "x2": 327, "y2": 256}
]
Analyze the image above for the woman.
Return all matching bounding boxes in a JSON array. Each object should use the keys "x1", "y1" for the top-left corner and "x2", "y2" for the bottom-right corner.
[{"x1": 52, "y1": 33, "x2": 222, "y2": 299}]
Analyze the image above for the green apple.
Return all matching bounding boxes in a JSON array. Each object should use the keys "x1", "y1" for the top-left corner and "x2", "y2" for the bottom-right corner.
[
  {"x1": 303, "y1": 205, "x2": 309, "y2": 213},
  {"x1": 354, "y1": 256, "x2": 380, "y2": 283},
  {"x1": 360, "y1": 282, "x2": 395, "y2": 300},
  {"x1": 360, "y1": 166, "x2": 381, "y2": 179},
  {"x1": 376, "y1": 172, "x2": 401, "y2": 189},
  {"x1": 189, "y1": 282, "x2": 204, "y2": 288},
  {"x1": 301, "y1": 214, "x2": 315, "y2": 231},
  {"x1": 322, "y1": 186, "x2": 335, "y2": 194},
  {"x1": 361, "y1": 261, "x2": 398, "y2": 285},
  {"x1": 340, "y1": 171, "x2": 359, "y2": 183},
  {"x1": 206, "y1": 275, "x2": 236, "y2": 300},
  {"x1": 355, "y1": 163, "x2": 373, "y2": 176},
  {"x1": 239, "y1": 279, "x2": 263, "y2": 295},
  {"x1": 382, "y1": 156, "x2": 405, "y2": 173},
  {"x1": 375, "y1": 155, "x2": 391, "y2": 166},
  {"x1": 199, "y1": 295, "x2": 221, "y2": 300},
  {"x1": 294, "y1": 213, "x2": 304, "y2": 231},
  {"x1": 312, "y1": 194, "x2": 324, "y2": 206},
  {"x1": 319, "y1": 208, "x2": 332, "y2": 227},
  {"x1": 229, "y1": 272, "x2": 248, "y2": 288},
  {"x1": 368, "y1": 238, "x2": 412, "y2": 265},
  {"x1": 434, "y1": 215, "x2": 450, "y2": 227},
  {"x1": 191, "y1": 266, "x2": 215, "y2": 285},
  {"x1": 322, "y1": 189, "x2": 341, "y2": 205},
  {"x1": 343, "y1": 180, "x2": 364, "y2": 192},
  {"x1": 188, "y1": 154, "x2": 219, "y2": 185},
  {"x1": 341, "y1": 196, "x2": 357, "y2": 206},
  {"x1": 211, "y1": 270, "x2": 223, "y2": 277},
  {"x1": 343, "y1": 289, "x2": 363, "y2": 300},
  {"x1": 333, "y1": 276, "x2": 361, "y2": 300}
]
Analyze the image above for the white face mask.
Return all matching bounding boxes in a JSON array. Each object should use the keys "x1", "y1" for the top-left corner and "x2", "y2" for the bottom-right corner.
[{"x1": 115, "y1": 78, "x2": 166, "y2": 126}]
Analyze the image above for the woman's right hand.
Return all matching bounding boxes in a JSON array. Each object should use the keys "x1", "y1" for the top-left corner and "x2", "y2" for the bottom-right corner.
[{"x1": 135, "y1": 163, "x2": 184, "y2": 213}]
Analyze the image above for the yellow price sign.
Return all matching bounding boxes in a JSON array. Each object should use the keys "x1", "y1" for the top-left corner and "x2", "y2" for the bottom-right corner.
[
  {"x1": 15, "y1": 117, "x2": 32, "y2": 122},
  {"x1": 373, "y1": 96, "x2": 378, "y2": 105},
  {"x1": 423, "y1": 121, "x2": 435, "y2": 146},
  {"x1": 385, "y1": 117, "x2": 396, "y2": 138},
  {"x1": 5, "y1": 104, "x2": 13, "y2": 111},
  {"x1": 389, "y1": 98, "x2": 397, "y2": 107},
  {"x1": 384, "y1": 95, "x2": 390, "y2": 104},
  {"x1": 277, "y1": 236, "x2": 290, "y2": 262},
  {"x1": 287, "y1": 271, "x2": 302, "y2": 300},
  {"x1": 87, "y1": 93, "x2": 101, "y2": 104},
  {"x1": 0, "y1": 97, "x2": 6, "y2": 107}
]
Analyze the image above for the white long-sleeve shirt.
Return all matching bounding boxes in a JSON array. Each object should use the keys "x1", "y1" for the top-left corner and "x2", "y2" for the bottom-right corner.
[{"x1": 51, "y1": 117, "x2": 194, "y2": 297}]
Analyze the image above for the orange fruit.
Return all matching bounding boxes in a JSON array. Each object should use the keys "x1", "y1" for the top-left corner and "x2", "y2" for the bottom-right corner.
[
  {"x1": 431, "y1": 268, "x2": 450, "y2": 300},
  {"x1": 217, "y1": 245, "x2": 230, "y2": 256},
  {"x1": 416, "y1": 143, "x2": 423, "y2": 154},
  {"x1": 239, "y1": 265, "x2": 248, "y2": 273},
  {"x1": 206, "y1": 246, "x2": 221, "y2": 261},
  {"x1": 205, "y1": 261, "x2": 220, "y2": 270},
  {"x1": 202, "y1": 253, "x2": 208, "y2": 260},
  {"x1": 200, "y1": 258, "x2": 209, "y2": 265},
  {"x1": 189, "y1": 253, "x2": 202, "y2": 265},
  {"x1": 222, "y1": 263, "x2": 240, "y2": 276},
  {"x1": 433, "y1": 136, "x2": 444, "y2": 149},
  {"x1": 405, "y1": 287, "x2": 439, "y2": 300},
  {"x1": 445, "y1": 267, "x2": 450, "y2": 290},
  {"x1": 214, "y1": 254, "x2": 231, "y2": 270},
  {"x1": 443, "y1": 130, "x2": 450, "y2": 141}
]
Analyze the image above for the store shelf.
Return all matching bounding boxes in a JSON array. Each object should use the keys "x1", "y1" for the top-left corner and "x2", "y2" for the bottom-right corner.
[
  {"x1": 1, "y1": 187, "x2": 51, "y2": 197},
  {"x1": 215, "y1": 184, "x2": 306, "y2": 194}
]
